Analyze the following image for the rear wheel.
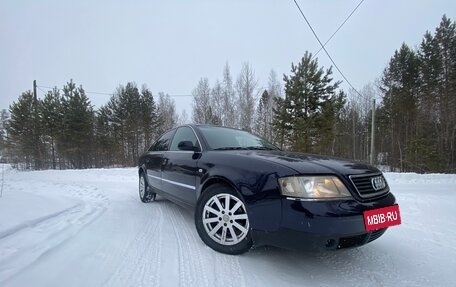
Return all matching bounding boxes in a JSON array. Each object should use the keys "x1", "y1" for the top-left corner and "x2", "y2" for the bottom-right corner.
[
  {"x1": 139, "y1": 172, "x2": 156, "y2": 203},
  {"x1": 195, "y1": 184, "x2": 252, "y2": 255}
]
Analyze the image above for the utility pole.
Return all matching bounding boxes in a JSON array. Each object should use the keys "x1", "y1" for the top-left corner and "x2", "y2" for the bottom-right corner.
[
  {"x1": 33, "y1": 80, "x2": 37, "y2": 101},
  {"x1": 370, "y1": 99, "x2": 376, "y2": 165},
  {"x1": 352, "y1": 106, "x2": 356, "y2": 160},
  {"x1": 33, "y1": 80, "x2": 39, "y2": 169}
]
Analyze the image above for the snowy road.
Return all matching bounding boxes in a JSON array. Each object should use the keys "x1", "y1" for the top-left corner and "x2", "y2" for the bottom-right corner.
[{"x1": 0, "y1": 166, "x2": 455, "y2": 286}]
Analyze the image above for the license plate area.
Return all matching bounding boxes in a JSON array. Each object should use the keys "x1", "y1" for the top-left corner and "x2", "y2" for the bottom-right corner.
[{"x1": 363, "y1": 204, "x2": 401, "y2": 231}]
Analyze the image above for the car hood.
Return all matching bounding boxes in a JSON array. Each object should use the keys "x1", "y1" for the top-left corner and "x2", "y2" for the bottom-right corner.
[{"x1": 243, "y1": 150, "x2": 379, "y2": 176}]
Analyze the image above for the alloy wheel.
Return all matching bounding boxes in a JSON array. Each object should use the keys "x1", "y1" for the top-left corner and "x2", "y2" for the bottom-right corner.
[
  {"x1": 139, "y1": 176, "x2": 145, "y2": 198},
  {"x1": 202, "y1": 193, "x2": 249, "y2": 246}
]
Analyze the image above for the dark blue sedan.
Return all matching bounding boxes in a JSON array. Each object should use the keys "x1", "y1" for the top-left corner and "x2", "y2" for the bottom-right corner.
[{"x1": 138, "y1": 125, "x2": 400, "y2": 254}]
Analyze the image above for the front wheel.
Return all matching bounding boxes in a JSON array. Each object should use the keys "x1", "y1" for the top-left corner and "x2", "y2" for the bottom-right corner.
[
  {"x1": 139, "y1": 172, "x2": 156, "y2": 203},
  {"x1": 195, "y1": 184, "x2": 252, "y2": 255}
]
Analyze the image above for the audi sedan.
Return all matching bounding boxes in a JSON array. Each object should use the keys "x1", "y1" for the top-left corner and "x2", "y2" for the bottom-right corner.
[{"x1": 138, "y1": 125, "x2": 401, "y2": 255}]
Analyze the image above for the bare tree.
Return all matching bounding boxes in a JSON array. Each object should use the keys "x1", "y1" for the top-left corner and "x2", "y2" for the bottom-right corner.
[
  {"x1": 221, "y1": 63, "x2": 237, "y2": 128},
  {"x1": 236, "y1": 62, "x2": 257, "y2": 131},
  {"x1": 192, "y1": 78, "x2": 214, "y2": 124},
  {"x1": 265, "y1": 69, "x2": 281, "y2": 141},
  {"x1": 157, "y1": 92, "x2": 178, "y2": 135},
  {"x1": 255, "y1": 70, "x2": 282, "y2": 141},
  {"x1": 177, "y1": 109, "x2": 189, "y2": 126},
  {"x1": 343, "y1": 83, "x2": 378, "y2": 162},
  {"x1": 211, "y1": 79, "x2": 224, "y2": 125}
]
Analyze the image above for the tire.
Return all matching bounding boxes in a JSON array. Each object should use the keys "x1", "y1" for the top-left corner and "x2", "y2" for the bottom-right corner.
[
  {"x1": 139, "y1": 172, "x2": 156, "y2": 203},
  {"x1": 195, "y1": 183, "x2": 252, "y2": 255}
]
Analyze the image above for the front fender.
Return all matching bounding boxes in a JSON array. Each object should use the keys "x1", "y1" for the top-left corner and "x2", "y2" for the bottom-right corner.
[{"x1": 197, "y1": 165, "x2": 284, "y2": 232}]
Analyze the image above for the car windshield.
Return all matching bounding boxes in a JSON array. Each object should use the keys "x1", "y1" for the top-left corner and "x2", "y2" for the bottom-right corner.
[{"x1": 198, "y1": 126, "x2": 279, "y2": 151}]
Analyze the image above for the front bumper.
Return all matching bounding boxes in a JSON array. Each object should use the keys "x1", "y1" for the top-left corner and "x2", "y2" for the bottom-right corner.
[
  {"x1": 250, "y1": 192, "x2": 396, "y2": 250},
  {"x1": 252, "y1": 227, "x2": 388, "y2": 250}
]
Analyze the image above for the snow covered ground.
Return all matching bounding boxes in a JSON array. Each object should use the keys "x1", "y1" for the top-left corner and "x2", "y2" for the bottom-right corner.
[{"x1": 0, "y1": 165, "x2": 455, "y2": 287}]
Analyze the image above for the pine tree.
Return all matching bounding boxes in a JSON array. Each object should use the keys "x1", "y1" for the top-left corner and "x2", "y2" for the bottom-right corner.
[
  {"x1": 94, "y1": 105, "x2": 118, "y2": 167},
  {"x1": 374, "y1": 15, "x2": 456, "y2": 172},
  {"x1": 6, "y1": 91, "x2": 42, "y2": 169},
  {"x1": 315, "y1": 91, "x2": 346, "y2": 155},
  {"x1": 140, "y1": 86, "x2": 158, "y2": 150},
  {"x1": 59, "y1": 81, "x2": 95, "y2": 169},
  {"x1": 41, "y1": 88, "x2": 63, "y2": 169},
  {"x1": 433, "y1": 15, "x2": 456, "y2": 170},
  {"x1": 109, "y1": 82, "x2": 147, "y2": 165},
  {"x1": 380, "y1": 43, "x2": 420, "y2": 171},
  {"x1": 271, "y1": 96, "x2": 291, "y2": 149},
  {"x1": 275, "y1": 52, "x2": 340, "y2": 152},
  {"x1": 254, "y1": 90, "x2": 269, "y2": 138},
  {"x1": 255, "y1": 70, "x2": 281, "y2": 142}
]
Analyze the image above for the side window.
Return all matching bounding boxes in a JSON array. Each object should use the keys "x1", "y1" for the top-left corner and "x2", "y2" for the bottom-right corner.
[
  {"x1": 169, "y1": 127, "x2": 199, "y2": 151},
  {"x1": 150, "y1": 130, "x2": 175, "y2": 151}
]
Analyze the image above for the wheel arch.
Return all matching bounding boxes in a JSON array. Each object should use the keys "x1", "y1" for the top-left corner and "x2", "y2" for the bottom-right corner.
[
  {"x1": 138, "y1": 166, "x2": 150, "y2": 187},
  {"x1": 138, "y1": 165, "x2": 146, "y2": 175},
  {"x1": 198, "y1": 176, "x2": 245, "y2": 203}
]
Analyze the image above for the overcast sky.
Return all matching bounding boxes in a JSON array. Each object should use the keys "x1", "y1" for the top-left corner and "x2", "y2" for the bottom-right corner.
[{"x1": 1, "y1": 0, "x2": 455, "y2": 115}]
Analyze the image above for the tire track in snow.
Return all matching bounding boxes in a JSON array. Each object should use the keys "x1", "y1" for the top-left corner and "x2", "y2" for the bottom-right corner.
[
  {"x1": 213, "y1": 249, "x2": 247, "y2": 287},
  {"x1": 168, "y1": 203, "x2": 246, "y2": 287},
  {"x1": 0, "y1": 197, "x2": 106, "y2": 284},
  {"x1": 167, "y1": 206, "x2": 196, "y2": 287},
  {"x1": 172, "y1": 206, "x2": 210, "y2": 287},
  {"x1": 152, "y1": 205, "x2": 163, "y2": 287},
  {"x1": 103, "y1": 202, "x2": 163, "y2": 287},
  {"x1": 135, "y1": 204, "x2": 163, "y2": 287},
  {"x1": 0, "y1": 204, "x2": 82, "y2": 240},
  {"x1": 166, "y1": 204, "x2": 211, "y2": 287}
]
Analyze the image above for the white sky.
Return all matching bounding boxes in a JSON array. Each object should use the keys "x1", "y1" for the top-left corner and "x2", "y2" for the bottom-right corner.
[{"x1": 1, "y1": 0, "x2": 455, "y2": 115}]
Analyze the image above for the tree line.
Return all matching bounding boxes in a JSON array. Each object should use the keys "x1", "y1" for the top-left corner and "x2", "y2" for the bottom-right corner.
[
  {"x1": 189, "y1": 15, "x2": 456, "y2": 173},
  {"x1": 1, "y1": 15, "x2": 455, "y2": 173},
  {"x1": 1, "y1": 81, "x2": 179, "y2": 169},
  {"x1": 376, "y1": 15, "x2": 456, "y2": 172}
]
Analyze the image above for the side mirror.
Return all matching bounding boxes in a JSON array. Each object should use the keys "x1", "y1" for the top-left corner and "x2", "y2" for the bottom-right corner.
[{"x1": 178, "y1": 140, "x2": 197, "y2": 151}]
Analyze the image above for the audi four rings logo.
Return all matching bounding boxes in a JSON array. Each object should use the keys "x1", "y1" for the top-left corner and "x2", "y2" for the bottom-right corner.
[{"x1": 371, "y1": 176, "x2": 386, "y2": 191}]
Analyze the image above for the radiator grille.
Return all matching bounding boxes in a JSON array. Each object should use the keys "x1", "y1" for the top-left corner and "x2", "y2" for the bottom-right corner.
[{"x1": 349, "y1": 173, "x2": 389, "y2": 199}]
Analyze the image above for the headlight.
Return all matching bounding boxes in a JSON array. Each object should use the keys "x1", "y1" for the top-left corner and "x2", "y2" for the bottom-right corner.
[{"x1": 278, "y1": 176, "x2": 352, "y2": 199}]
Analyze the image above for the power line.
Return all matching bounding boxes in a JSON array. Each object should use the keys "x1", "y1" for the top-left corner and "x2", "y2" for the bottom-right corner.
[
  {"x1": 313, "y1": 0, "x2": 365, "y2": 58},
  {"x1": 37, "y1": 85, "x2": 57, "y2": 90},
  {"x1": 37, "y1": 85, "x2": 114, "y2": 96},
  {"x1": 83, "y1": 91, "x2": 113, "y2": 96},
  {"x1": 36, "y1": 85, "x2": 192, "y2": 97},
  {"x1": 37, "y1": 86, "x2": 47, "y2": 95},
  {"x1": 292, "y1": 0, "x2": 366, "y2": 101}
]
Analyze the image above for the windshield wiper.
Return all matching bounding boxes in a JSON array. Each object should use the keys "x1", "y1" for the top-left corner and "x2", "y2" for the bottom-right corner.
[
  {"x1": 213, "y1": 146, "x2": 276, "y2": 151},
  {"x1": 213, "y1": 147, "x2": 246, "y2": 150},
  {"x1": 245, "y1": 146, "x2": 276, "y2": 150}
]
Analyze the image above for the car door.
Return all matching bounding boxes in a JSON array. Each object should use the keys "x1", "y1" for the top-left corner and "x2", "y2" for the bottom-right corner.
[
  {"x1": 161, "y1": 126, "x2": 201, "y2": 205},
  {"x1": 144, "y1": 129, "x2": 175, "y2": 193}
]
